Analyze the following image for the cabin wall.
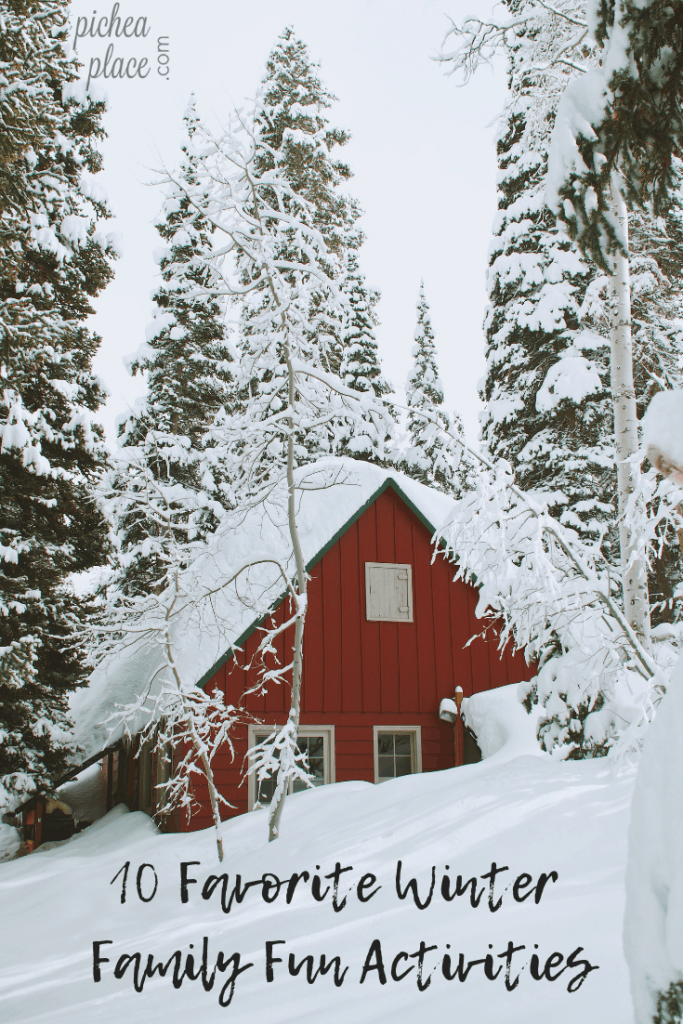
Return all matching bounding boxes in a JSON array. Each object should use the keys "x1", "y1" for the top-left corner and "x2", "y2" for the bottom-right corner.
[{"x1": 180, "y1": 486, "x2": 535, "y2": 830}]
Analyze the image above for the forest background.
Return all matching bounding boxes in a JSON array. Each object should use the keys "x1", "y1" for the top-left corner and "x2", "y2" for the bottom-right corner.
[{"x1": 69, "y1": 0, "x2": 503, "y2": 449}]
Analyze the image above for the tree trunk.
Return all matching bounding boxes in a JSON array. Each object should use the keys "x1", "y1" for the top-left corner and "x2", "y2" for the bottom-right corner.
[
  {"x1": 165, "y1": 628, "x2": 224, "y2": 862},
  {"x1": 609, "y1": 176, "x2": 650, "y2": 642},
  {"x1": 268, "y1": 348, "x2": 308, "y2": 842}
]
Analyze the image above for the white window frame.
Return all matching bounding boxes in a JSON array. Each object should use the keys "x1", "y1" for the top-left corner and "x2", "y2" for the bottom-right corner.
[
  {"x1": 247, "y1": 724, "x2": 336, "y2": 810},
  {"x1": 364, "y1": 562, "x2": 414, "y2": 622},
  {"x1": 373, "y1": 726, "x2": 422, "y2": 784}
]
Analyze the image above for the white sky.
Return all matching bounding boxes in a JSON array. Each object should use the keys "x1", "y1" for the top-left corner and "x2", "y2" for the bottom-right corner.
[{"x1": 68, "y1": 0, "x2": 506, "y2": 448}]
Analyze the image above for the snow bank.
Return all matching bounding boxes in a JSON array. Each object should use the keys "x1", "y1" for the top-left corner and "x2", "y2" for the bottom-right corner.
[
  {"x1": 0, "y1": 738, "x2": 634, "y2": 1023},
  {"x1": 624, "y1": 654, "x2": 683, "y2": 1021},
  {"x1": 71, "y1": 459, "x2": 458, "y2": 756},
  {"x1": 462, "y1": 684, "x2": 546, "y2": 765},
  {"x1": 642, "y1": 389, "x2": 683, "y2": 469},
  {"x1": 0, "y1": 823, "x2": 21, "y2": 863},
  {"x1": 57, "y1": 762, "x2": 107, "y2": 825}
]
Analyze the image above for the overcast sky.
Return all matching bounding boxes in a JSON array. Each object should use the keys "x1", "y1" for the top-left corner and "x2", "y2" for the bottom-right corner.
[{"x1": 68, "y1": 0, "x2": 506, "y2": 448}]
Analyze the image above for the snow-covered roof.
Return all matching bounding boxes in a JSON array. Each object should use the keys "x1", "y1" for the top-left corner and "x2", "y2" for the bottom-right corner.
[{"x1": 71, "y1": 458, "x2": 458, "y2": 757}]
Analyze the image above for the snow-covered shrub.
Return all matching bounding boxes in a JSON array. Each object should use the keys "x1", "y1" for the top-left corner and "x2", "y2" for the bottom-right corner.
[{"x1": 436, "y1": 454, "x2": 668, "y2": 761}]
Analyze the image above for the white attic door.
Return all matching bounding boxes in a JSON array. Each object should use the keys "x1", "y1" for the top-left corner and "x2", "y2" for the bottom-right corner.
[{"x1": 365, "y1": 563, "x2": 413, "y2": 622}]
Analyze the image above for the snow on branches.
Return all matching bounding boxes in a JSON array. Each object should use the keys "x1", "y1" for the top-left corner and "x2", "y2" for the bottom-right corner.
[
  {"x1": 546, "y1": 0, "x2": 683, "y2": 267},
  {"x1": 0, "y1": 0, "x2": 116, "y2": 804},
  {"x1": 400, "y1": 282, "x2": 474, "y2": 496},
  {"x1": 102, "y1": 59, "x2": 395, "y2": 840},
  {"x1": 434, "y1": 447, "x2": 682, "y2": 760}
]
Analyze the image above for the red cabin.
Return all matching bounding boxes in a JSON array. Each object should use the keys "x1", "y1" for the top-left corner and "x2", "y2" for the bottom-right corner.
[
  {"x1": 72, "y1": 463, "x2": 536, "y2": 835},
  {"x1": 168, "y1": 474, "x2": 534, "y2": 831}
]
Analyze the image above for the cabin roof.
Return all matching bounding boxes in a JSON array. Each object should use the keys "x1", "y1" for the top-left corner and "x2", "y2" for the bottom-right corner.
[
  {"x1": 71, "y1": 458, "x2": 459, "y2": 757},
  {"x1": 194, "y1": 474, "x2": 439, "y2": 690}
]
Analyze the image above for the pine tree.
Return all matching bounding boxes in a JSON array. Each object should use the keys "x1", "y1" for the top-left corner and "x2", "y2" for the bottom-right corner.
[
  {"x1": 446, "y1": 0, "x2": 683, "y2": 582},
  {"x1": 234, "y1": 29, "x2": 396, "y2": 468},
  {"x1": 545, "y1": 0, "x2": 683, "y2": 638},
  {"x1": 400, "y1": 282, "x2": 474, "y2": 495},
  {"x1": 478, "y1": 8, "x2": 617, "y2": 561},
  {"x1": 107, "y1": 99, "x2": 234, "y2": 599},
  {"x1": 156, "y1": 68, "x2": 397, "y2": 839},
  {"x1": 337, "y1": 252, "x2": 396, "y2": 463},
  {"x1": 0, "y1": 0, "x2": 115, "y2": 804},
  {"x1": 585, "y1": 178, "x2": 683, "y2": 616},
  {"x1": 442, "y1": 0, "x2": 683, "y2": 756},
  {"x1": 231, "y1": 28, "x2": 356, "y2": 467},
  {"x1": 550, "y1": 0, "x2": 683, "y2": 262},
  {"x1": 253, "y1": 27, "x2": 360, "y2": 262}
]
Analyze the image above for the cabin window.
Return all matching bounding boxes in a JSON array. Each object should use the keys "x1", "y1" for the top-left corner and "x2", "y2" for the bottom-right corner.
[
  {"x1": 365, "y1": 562, "x2": 413, "y2": 621},
  {"x1": 373, "y1": 727, "x2": 422, "y2": 783},
  {"x1": 247, "y1": 725, "x2": 335, "y2": 810}
]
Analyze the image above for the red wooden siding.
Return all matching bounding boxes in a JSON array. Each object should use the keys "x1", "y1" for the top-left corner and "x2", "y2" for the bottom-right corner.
[{"x1": 181, "y1": 485, "x2": 535, "y2": 830}]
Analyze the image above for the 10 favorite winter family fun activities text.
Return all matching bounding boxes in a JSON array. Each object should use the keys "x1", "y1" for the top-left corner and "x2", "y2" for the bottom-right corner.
[{"x1": 92, "y1": 857, "x2": 599, "y2": 1007}]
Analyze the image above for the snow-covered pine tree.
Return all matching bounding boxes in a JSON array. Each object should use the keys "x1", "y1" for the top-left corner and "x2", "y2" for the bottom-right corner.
[
  {"x1": 0, "y1": 0, "x2": 115, "y2": 804},
  {"x1": 545, "y1": 0, "x2": 683, "y2": 640},
  {"x1": 106, "y1": 99, "x2": 234, "y2": 600},
  {"x1": 337, "y1": 252, "x2": 396, "y2": 464},
  {"x1": 159, "y1": 79, "x2": 396, "y2": 840},
  {"x1": 400, "y1": 281, "x2": 474, "y2": 495},
  {"x1": 236, "y1": 28, "x2": 396, "y2": 467},
  {"x1": 442, "y1": 0, "x2": 682, "y2": 755},
  {"x1": 445, "y1": 2, "x2": 619, "y2": 563},
  {"x1": 254, "y1": 26, "x2": 359, "y2": 266}
]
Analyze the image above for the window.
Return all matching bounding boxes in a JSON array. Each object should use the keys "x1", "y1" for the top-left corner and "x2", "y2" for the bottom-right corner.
[
  {"x1": 365, "y1": 562, "x2": 413, "y2": 622},
  {"x1": 373, "y1": 727, "x2": 422, "y2": 783},
  {"x1": 247, "y1": 725, "x2": 335, "y2": 809}
]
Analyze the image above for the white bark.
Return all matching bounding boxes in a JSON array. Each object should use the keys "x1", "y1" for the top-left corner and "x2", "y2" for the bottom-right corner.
[
  {"x1": 609, "y1": 177, "x2": 650, "y2": 642},
  {"x1": 268, "y1": 345, "x2": 308, "y2": 843}
]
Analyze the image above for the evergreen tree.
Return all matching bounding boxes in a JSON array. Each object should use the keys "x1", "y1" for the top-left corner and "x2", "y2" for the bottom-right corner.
[
  {"x1": 253, "y1": 26, "x2": 361, "y2": 262},
  {"x1": 444, "y1": 0, "x2": 683, "y2": 756},
  {"x1": 583, "y1": 178, "x2": 683, "y2": 616},
  {"x1": 232, "y1": 28, "x2": 356, "y2": 466},
  {"x1": 484, "y1": 102, "x2": 617, "y2": 555},
  {"x1": 157, "y1": 88, "x2": 396, "y2": 841},
  {"x1": 236, "y1": 29, "x2": 396, "y2": 467},
  {"x1": 400, "y1": 282, "x2": 474, "y2": 495},
  {"x1": 337, "y1": 252, "x2": 396, "y2": 463},
  {"x1": 447, "y1": 0, "x2": 683, "y2": 582},
  {"x1": 107, "y1": 99, "x2": 234, "y2": 599},
  {"x1": 550, "y1": 0, "x2": 683, "y2": 264},
  {"x1": 471, "y1": 3, "x2": 617, "y2": 562},
  {"x1": 545, "y1": 0, "x2": 683, "y2": 638},
  {"x1": 0, "y1": 0, "x2": 115, "y2": 804}
]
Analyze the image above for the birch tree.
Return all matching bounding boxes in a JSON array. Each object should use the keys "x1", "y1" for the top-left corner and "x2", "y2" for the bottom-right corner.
[
  {"x1": 157, "y1": 87, "x2": 394, "y2": 841},
  {"x1": 544, "y1": 0, "x2": 683, "y2": 639},
  {"x1": 92, "y1": 470, "x2": 257, "y2": 862},
  {"x1": 440, "y1": 0, "x2": 683, "y2": 753}
]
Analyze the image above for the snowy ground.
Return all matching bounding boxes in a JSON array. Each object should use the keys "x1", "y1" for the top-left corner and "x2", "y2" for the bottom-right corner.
[{"x1": 0, "y1": 688, "x2": 635, "y2": 1023}]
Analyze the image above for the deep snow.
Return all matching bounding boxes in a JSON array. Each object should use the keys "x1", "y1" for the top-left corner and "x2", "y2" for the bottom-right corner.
[{"x1": 0, "y1": 686, "x2": 634, "y2": 1023}]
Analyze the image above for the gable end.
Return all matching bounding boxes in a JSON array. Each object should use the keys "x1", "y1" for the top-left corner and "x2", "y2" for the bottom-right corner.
[{"x1": 195, "y1": 478, "x2": 440, "y2": 690}]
